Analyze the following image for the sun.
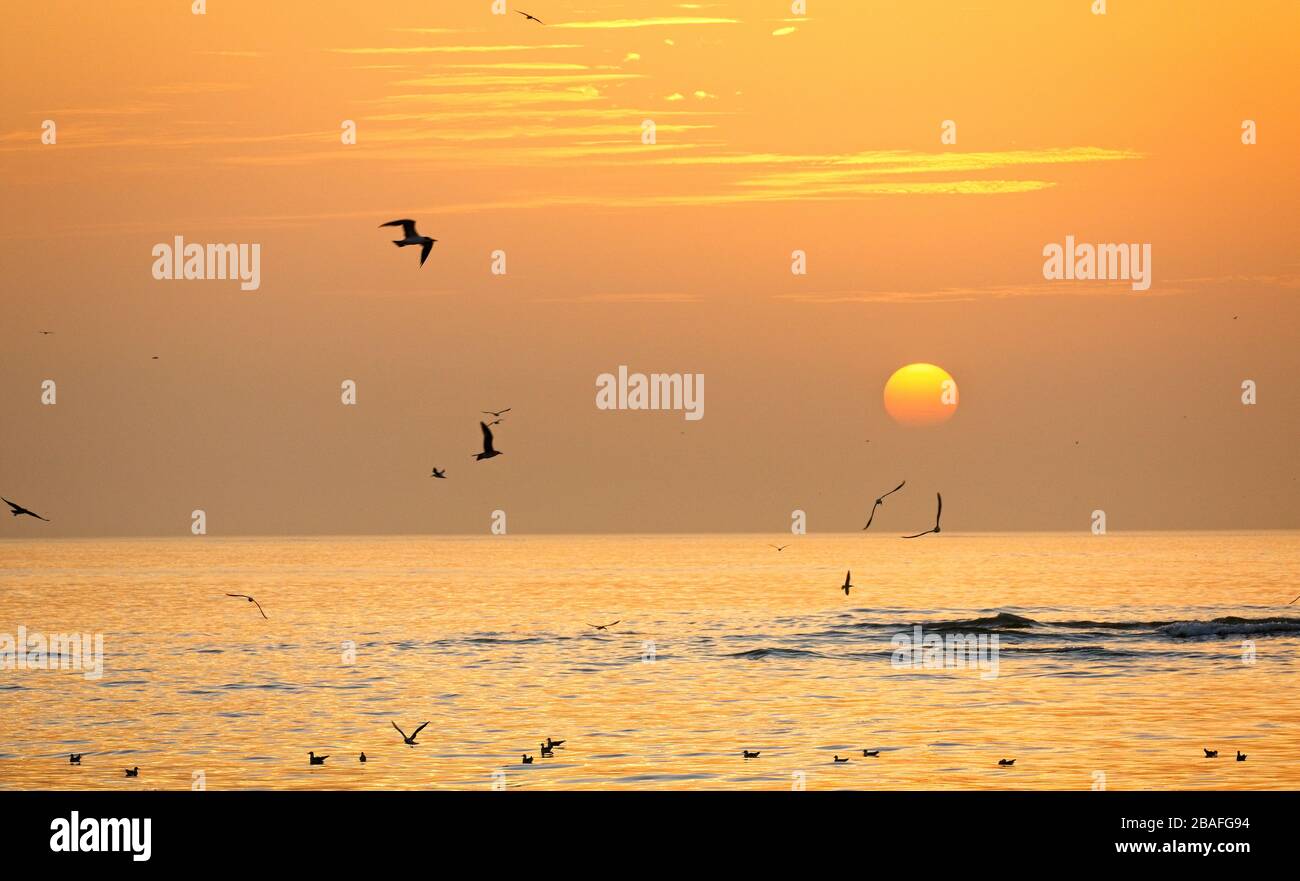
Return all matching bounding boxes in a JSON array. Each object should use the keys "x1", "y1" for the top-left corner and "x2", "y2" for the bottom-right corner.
[{"x1": 883, "y1": 363, "x2": 959, "y2": 426}]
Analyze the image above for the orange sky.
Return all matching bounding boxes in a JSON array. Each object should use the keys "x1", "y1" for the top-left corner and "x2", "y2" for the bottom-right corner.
[{"x1": 2, "y1": 0, "x2": 1298, "y2": 536}]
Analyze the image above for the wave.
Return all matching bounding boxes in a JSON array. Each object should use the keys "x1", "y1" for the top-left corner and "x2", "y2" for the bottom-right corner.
[
  {"x1": 1158, "y1": 617, "x2": 1300, "y2": 638},
  {"x1": 840, "y1": 613, "x2": 1300, "y2": 639}
]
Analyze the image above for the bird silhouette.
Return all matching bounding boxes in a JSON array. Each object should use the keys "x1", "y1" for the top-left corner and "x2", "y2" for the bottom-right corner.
[
  {"x1": 547, "y1": 738, "x2": 565, "y2": 749},
  {"x1": 742, "y1": 750, "x2": 760, "y2": 759},
  {"x1": 430, "y1": 467, "x2": 447, "y2": 479},
  {"x1": 482, "y1": 408, "x2": 511, "y2": 418},
  {"x1": 863, "y1": 749, "x2": 880, "y2": 757},
  {"x1": 38, "y1": 330, "x2": 54, "y2": 335},
  {"x1": 1236, "y1": 751, "x2": 1247, "y2": 762},
  {"x1": 586, "y1": 621, "x2": 619, "y2": 631},
  {"x1": 69, "y1": 754, "x2": 81, "y2": 765},
  {"x1": 522, "y1": 754, "x2": 534, "y2": 764},
  {"x1": 998, "y1": 758, "x2": 1015, "y2": 766},
  {"x1": 225, "y1": 594, "x2": 267, "y2": 619},
  {"x1": 3, "y1": 498, "x2": 50, "y2": 521},
  {"x1": 379, "y1": 219, "x2": 436, "y2": 267},
  {"x1": 833, "y1": 756, "x2": 850, "y2": 763},
  {"x1": 1288, "y1": 594, "x2": 1299, "y2": 605},
  {"x1": 769, "y1": 544, "x2": 789, "y2": 552},
  {"x1": 124, "y1": 767, "x2": 139, "y2": 777},
  {"x1": 473, "y1": 421, "x2": 502, "y2": 460},
  {"x1": 309, "y1": 751, "x2": 328, "y2": 765},
  {"x1": 516, "y1": 10, "x2": 544, "y2": 23},
  {"x1": 359, "y1": 752, "x2": 367, "y2": 763},
  {"x1": 863, "y1": 480, "x2": 905, "y2": 529},
  {"x1": 902, "y1": 493, "x2": 943, "y2": 538},
  {"x1": 842, "y1": 570, "x2": 852, "y2": 595},
  {"x1": 540, "y1": 742, "x2": 554, "y2": 757},
  {"x1": 392, "y1": 721, "x2": 429, "y2": 746},
  {"x1": 1204, "y1": 748, "x2": 1218, "y2": 758}
]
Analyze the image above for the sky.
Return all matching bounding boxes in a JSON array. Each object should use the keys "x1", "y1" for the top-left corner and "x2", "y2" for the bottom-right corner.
[{"x1": 1, "y1": 0, "x2": 1298, "y2": 537}]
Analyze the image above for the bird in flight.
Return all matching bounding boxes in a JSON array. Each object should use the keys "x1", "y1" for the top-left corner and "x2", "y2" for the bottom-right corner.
[
  {"x1": 473, "y1": 421, "x2": 502, "y2": 460},
  {"x1": 587, "y1": 620, "x2": 620, "y2": 631},
  {"x1": 3, "y1": 498, "x2": 50, "y2": 521},
  {"x1": 768, "y1": 544, "x2": 789, "y2": 552},
  {"x1": 841, "y1": 570, "x2": 853, "y2": 596},
  {"x1": 379, "y1": 219, "x2": 436, "y2": 267},
  {"x1": 430, "y1": 467, "x2": 446, "y2": 479},
  {"x1": 902, "y1": 493, "x2": 943, "y2": 539},
  {"x1": 1288, "y1": 594, "x2": 1299, "y2": 605},
  {"x1": 392, "y1": 721, "x2": 429, "y2": 746},
  {"x1": 225, "y1": 593, "x2": 268, "y2": 619},
  {"x1": 863, "y1": 480, "x2": 905, "y2": 530},
  {"x1": 38, "y1": 330, "x2": 54, "y2": 335},
  {"x1": 482, "y1": 408, "x2": 511, "y2": 418},
  {"x1": 516, "y1": 10, "x2": 544, "y2": 23}
]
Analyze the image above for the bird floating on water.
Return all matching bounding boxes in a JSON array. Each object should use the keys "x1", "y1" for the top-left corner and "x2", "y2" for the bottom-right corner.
[
  {"x1": 1237, "y1": 751, "x2": 1247, "y2": 762},
  {"x1": 309, "y1": 752, "x2": 328, "y2": 765},
  {"x1": 742, "y1": 750, "x2": 760, "y2": 759},
  {"x1": 473, "y1": 421, "x2": 502, "y2": 461},
  {"x1": 3, "y1": 497, "x2": 50, "y2": 522},
  {"x1": 379, "y1": 219, "x2": 436, "y2": 267},
  {"x1": 833, "y1": 756, "x2": 849, "y2": 763},
  {"x1": 225, "y1": 593, "x2": 267, "y2": 619},
  {"x1": 863, "y1": 480, "x2": 905, "y2": 530},
  {"x1": 547, "y1": 738, "x2": 565, "y2": 749},
  {"x1": 998, "y1": 758, "x2": 1015, "y2": 766},
  {"x1": 540, "y1": 742, "x2": 554, "y2": 757},
  {"x1": 903, "y1": 493, "x2": 943, "y2": 538},
  {"x1": 522, "y1": 754, "x2": 534, "y2": 764},
  {"x1": 69, "y1": 754, "x2": 81, "y2": 765},
  {"x1": 1204, "y1": 748, "x2": 1218, "y2": 758},
  {"x1": 359, "y1": 752, "x2": 367, "y2": 763},
  {"x1": 863, "y1": 749, "x2": 879, "y2": 757},
  {"x1": 392, "y1": 721, "x2": 429, "y2": 746},
  {"x1": 124, "y1": 767, "x2": 139, "y2": 777}
]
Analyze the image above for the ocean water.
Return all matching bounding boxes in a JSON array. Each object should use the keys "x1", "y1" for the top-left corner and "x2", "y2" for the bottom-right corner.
[{"x1": 0, "y1": 532, "x2": 1297, "y2": 790}]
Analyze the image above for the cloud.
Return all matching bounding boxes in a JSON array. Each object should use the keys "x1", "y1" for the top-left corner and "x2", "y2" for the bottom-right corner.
[{"x1": 551, "y1": 17, "x2": 739, "y2": 29}]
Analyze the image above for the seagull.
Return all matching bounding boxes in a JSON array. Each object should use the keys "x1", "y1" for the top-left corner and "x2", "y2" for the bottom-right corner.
[
  {"x1": 1204, "y1": 748, "x2": 1218, "y2": 758},
  {"x1": 225, "y1": 593, "x2": 267, "y2": 619},
  {"x1": 902, "y1": 493, "x2": 943, "y2": 538},
  {"x1": 1288, "y1": 594, "x2": 1299, "y2": 605},
  {"x1": 3, "y1": 498, "x2": 50, "y2": 521},
  {"x1": 842, "y1": 570, "x2": 852, "y2": 596},
  {"x1": 482, "y1": 408, "x2": 512, "y2": 418},
  {"x1": 863, "y1": 480, "x2": 905, "y2": 530},
  {"x1": 392, "y1": 721, "x2": 429, "y2": 746},
  {"x1": 309, "y1": 751, "x2": 328, "y2": 765},
  {"x1": 430, "y1": 467, "x2": 446, "y2": 479},
  {"x1": 862, "y1": 749, "x2": 879, "y2": 757},
  {"x1": 768, "y1": 544, "x2": 789, "y2": 552},
  {"x1": 540, "y1": 742, "x2": 554, "y2": 757},
  {"x1": 69, "y1": 754, "x2": 81, "y2": 765},
  {"x1": 516, "y1": 10, "x2": 544, "y2": 23},
  {"x1": 473, "y1": 421, "x2": 502, "y2": 460},
  {"x1": 522, "y1": 754, "x2": 534, "y2": 764},
  {"x1": 586, "y1": 621, "x2": 619, "y2": 631},
  {"x1": 998, "y1": 758, "x2": 1015, "y2": 766},
  {"x1": 742, "y1": 750, "x2": 760, "y2": 759},
  {"x1": 1237, "y1": 751, "x2": 1247, "y2": 762},
  {"x1": 833, "y1": 756, "x2": 850, "y2": 763},
  {"x1": 360, "y1": 752, "x2": 367, "y2": 763},
  {"x1": 547, "y1": 738, "x2": 565, "y2": 749},
  {"x1": 38, "y1": 330, "x2": 54, "y2": 335},
  {"x1": 379, "y1": 219, "x2": 436, "y2": 267},
  {"x1": 124, "y1": 767, "x2": 139, "y2": 777}
]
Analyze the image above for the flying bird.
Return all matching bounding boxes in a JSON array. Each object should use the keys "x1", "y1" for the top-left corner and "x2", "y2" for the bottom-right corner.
[
  {"x1": 482, "y1": 408, "x2": 512, "y2": 418},
  {"x1": 1288, "y1": 594, "x2": 1299, "y2": 605},
  {"x1": 768, "y1": 544, "x2": 789, "y2": 552},
  {"x1": 430, "y1": 467, "x2": 446, "y2": 479},
  {"x1": 379, "y1": 219, "x2": 436, "y2": 267},
  {"x1": 3, "y1": 498, "x2": 49, "y2": 521},
  {"x1": 225, "y1": 593, "x2": 268, "y2": 619},
  {"x1": 38, "y1": 330, "x2": 54, "y2": 335},
  {"x1": 392, "y1": 721, "x2": 429, "y2": 746},
  {"x1": 841, "y1": 570, "x2": 852, "y2": 596},
  {"x1": 473, "y1": 421, "x2": 502, "y2": 460},
  {"x1": 587, "y1": 621, "x2": 619, "y2": 631},
  {"x1": 516, "y1": 10, "x2": 544, "y2": 23},
  {"x1": 863, "y1": 480, "x2": 905, "y2": 530},
  {"x1": 902, "y1": 493, "x2": 943, "y2": 539}
]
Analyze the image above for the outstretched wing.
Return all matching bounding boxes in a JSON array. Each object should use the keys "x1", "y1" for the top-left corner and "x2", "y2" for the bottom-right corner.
[
  {"x1": 883, "y1": 480, "x2": 906, "y2": 498},
  {"x1": 419, "y1": 239, "x2": 433, "y2": 266},
  {"x1": 380, "y1": 219, "x2": 418, "y2": 237},
  {"x1": 480, "y1": 421, "x2": 496, "y2": 454},
  {"x1": 392, "y1": 721, "x2": 408, "y2": 740},
  {"x1": 934, "y1": 492, "x2": 943, "y2": 528},
  {"x1": 250, "y1": 598, "x2": 268, "y2": 619},
  {"x1": 2, "y1": 498, "x2": 19, "y2": 513},
  {"x1": 844, "y1": 570, "x2": 851, "y2": 585},
  {"x1": 412, "y1": 721, "x2": 430, "y2": 737},
  {"x1": 863, "y1": 501, "x2": 880, "y2": 530}
]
